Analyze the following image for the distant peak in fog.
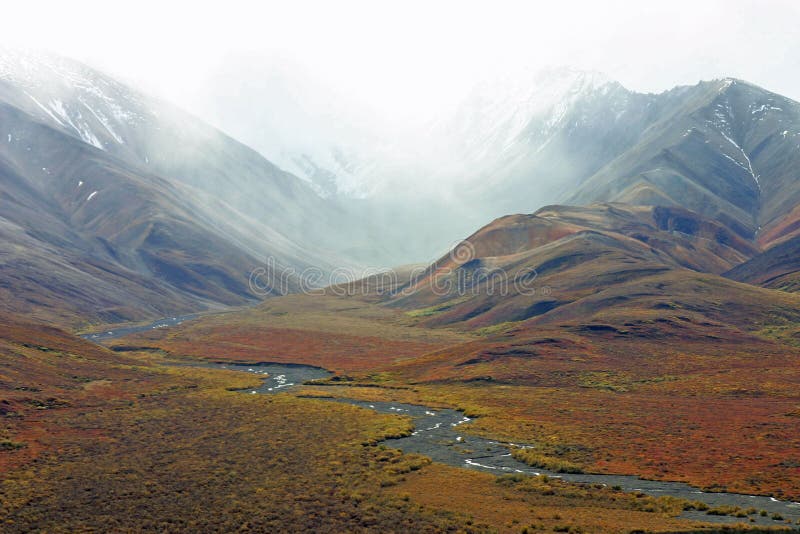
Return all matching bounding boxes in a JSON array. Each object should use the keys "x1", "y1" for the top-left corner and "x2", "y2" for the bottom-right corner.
[{"x1": 199, "y1": 64, "x2": 626, "y2": 200}]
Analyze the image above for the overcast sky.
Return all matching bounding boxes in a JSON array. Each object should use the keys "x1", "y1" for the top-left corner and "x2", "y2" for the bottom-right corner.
[{"x1": 3, "y1": 0, "x2": 800, "y2": 123}]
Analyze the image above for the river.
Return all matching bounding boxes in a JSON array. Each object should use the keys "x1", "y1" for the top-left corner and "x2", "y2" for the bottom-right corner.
[
  {"x1": 213, "y1": 361, "x2": 800, "y2": 528},
  {"x1": 82, "y1": 318, "x2": 800, "y2": 528},
  {"x1": 79, "y1": 314, "x2": 200, "y2": 341}
]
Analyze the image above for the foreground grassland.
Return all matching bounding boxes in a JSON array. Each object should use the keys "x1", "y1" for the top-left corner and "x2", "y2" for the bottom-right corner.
[
  {"x1": 125, "y1": 295, "x2": 800, "y2": 502},
  {"x1": 2, "y1": 345, "x2": 783, "y2": 533},
  {"x1": 0, "y1": 344, "x2": 470, "y2": 531},
  {"x1": 4, "y1": 302, "x2": 800, "y2": 532}
]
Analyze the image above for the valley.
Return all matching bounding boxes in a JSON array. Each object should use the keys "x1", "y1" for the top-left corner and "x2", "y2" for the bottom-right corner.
[
  {"x1": 3, "y1": 34, "x2": 800, "y2": 533},
  {"x1": 170, "y1": 359, "x2": 800, "y2": 527},
  {"x1": 80, "y1": 282, "x2": 800, "y2": 525},
  {"x1": 2, "y1": 314, "x2": 796, "y2": 532}
]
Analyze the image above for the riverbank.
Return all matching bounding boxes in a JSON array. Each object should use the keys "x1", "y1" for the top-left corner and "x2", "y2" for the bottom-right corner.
[{"x1": 203, "y1": 361, "x2": 800, "y2": 529}]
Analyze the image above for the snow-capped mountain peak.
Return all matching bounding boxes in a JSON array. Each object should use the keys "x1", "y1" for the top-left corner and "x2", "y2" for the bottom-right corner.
[
  {"x1": 437, "y1": 67, "x2": 618, "y2": 160},
  {"x1": 0, "y1": 47, "x2": 152, "y2": 151}
]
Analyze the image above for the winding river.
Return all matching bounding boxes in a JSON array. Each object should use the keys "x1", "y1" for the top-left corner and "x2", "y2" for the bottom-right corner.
[
  {"x1": 83, "y1": 318, "x2": 800, "y2": 528},
  {"x1": 214, "y1": 362, "x2": 800, "y2": 528},
  {"x1": 80, "y1": 314, "x2": 200, "y2": 341}
]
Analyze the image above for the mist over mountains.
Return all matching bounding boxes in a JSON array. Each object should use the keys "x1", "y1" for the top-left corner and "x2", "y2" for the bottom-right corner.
[
  {"x1": 7, "y1": 3, "x2": 800, "y2": 530},
  {"x1": 2, "y1": 47, "x2": 800, "y2": 325},
  {"x1": 198, "y1": 60, "x2": 800, "y2": 253}
]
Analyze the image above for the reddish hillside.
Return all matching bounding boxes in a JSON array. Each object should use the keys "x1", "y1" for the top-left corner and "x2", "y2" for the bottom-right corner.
[
  {"x1": 389, "y1": 203, "x2": 765, "y2": 330},
  {"x1": 0, "y1": 313, "x2": 157, "y2": 471}
]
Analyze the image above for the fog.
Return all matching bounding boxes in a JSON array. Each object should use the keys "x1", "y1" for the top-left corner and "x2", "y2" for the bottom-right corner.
[
  {"x1": 3, "y1": 0, "x2": 800, "y2": 265},
  {"x1": 5, "y1": 1, "x2": 800, "y2": 120}
]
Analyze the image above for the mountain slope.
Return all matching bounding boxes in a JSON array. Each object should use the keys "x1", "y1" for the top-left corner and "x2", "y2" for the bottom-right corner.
[
  {"x1": 223, "y1": 67, "x2": 800, "y2": 262},
  {"x1": 386, "y1": 203, "x2": 764, "y2": 330},
  {"x1": 0, "y1": 100, "x2": 264, "y2": 324},
  {"x1": 567, "y1": 78, "x2": 800, "y2": 237},
  {"x1": 435, "y1": 72, "x2": 800, "y2": 242},
  {"x1": 0, "y1": 50, "x2": 357, "y2": 261},
  {"x1": 0, "y1": 50, "x2": 355, "y2": 325},
  {"x1": 725, "y1": 234, "x2": 800, "y2": 291}
]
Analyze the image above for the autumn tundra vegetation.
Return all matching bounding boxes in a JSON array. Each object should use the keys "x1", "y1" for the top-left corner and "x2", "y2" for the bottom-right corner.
[
  {"x1": 4, "y1": 37, "x2": 800, "y2": 533},
  {"x1": 5, "y1": 281, "x2": 800, "y2": 532}
]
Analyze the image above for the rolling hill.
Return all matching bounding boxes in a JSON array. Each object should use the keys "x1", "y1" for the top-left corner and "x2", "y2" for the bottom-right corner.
[{"x1": 386, "y1": 203, "x2": 772, "y2": 329}]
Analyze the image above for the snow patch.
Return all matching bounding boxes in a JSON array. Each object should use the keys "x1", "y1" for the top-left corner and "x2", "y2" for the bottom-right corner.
[
  {"x1": 80, "y1": 98, "x2": 124, "y2": 144},
  {"x1": 719, "y1": 130, "x2": 760, "y2": 192},
  {"x1": 26, "y1": 92, "x2": 65, "y2": 126},
  {"x1": 26, "y1": 92, "x2": 106, "y2": 150},
  {"x1": 721, "y1": 153, "x2": 748, "y2": 171}
]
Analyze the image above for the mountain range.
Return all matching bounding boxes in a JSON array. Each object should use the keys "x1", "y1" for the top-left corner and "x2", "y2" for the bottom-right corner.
[
  {"x1": 213, "y1": 66, "x2": 800, "y2": 262},
  {"x1": 2, "y1": 50, "x2": 800, "y2": 327},
  {"x1": 0, "y1": 50, "x2": 370, "y2": 324}
]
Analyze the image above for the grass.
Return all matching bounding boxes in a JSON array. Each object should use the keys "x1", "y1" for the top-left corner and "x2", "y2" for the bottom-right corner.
[
  {"x1": 405, "y1": 295, "x2": 473, "y2": 319},
  {"x1": 384, "y1": 464, "x2": 779, "y2": 533},
  {"x1": 3, "y1": 314, "x2": 794, "y2": 532},
  {"x1": 0, "y1": 342, "x2": 476, "y2": 531},
  {"x1": 111, "y1": 295, "x2": 473, "y2": 374},
  {"x1": 11, "y1": 285, "x2": 800, "y2": 530},
  {"x1": 510, "y1": 448, "x2": 585, "y2": 474}
]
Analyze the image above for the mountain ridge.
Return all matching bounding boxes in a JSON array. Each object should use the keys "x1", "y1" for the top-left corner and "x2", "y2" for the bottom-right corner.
[
  {"x1": 232, "y1": 66, "x2": 800, "y2": 261},
  {"x1": 4, "y1": 50, "x2": 800, "y2": 325},
  {"x1": 0, "y1": 49, "x2": 366, "y2": 325}
]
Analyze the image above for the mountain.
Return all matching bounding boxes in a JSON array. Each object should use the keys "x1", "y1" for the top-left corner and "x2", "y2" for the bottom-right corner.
[
  {"x1": 194, "y1": 57, "x2": 392, "y2": 199},
  {"x1": 385, "y1": 203, "x2": 765, "y2": 328},
  {"x1": 725, "y1": 233, "x2": 800, "y2": 291},
  {"x1": 424, "y1": 68, "x2": 641, "y2": 203},
  {"x1": 427, "y1": 70, "x2": 800, "y2": 241},
  {"x1": 568, "y1": 78, "x2": 800, "y2": 238},
  {"x1": 4, "y1": 50, "x2": 800, "y2": 325},
  {"x1": 0, "y1": 49, "x2": 359, "y2": 325},
  {"x1": 203, "y1": 65, "x2": 800, "y2": 263}
]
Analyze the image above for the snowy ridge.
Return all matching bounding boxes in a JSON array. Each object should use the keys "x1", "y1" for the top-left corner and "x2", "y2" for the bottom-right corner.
[
  {"x1": 708, "y1": 88, "x2": 761, "y2": 193},
  {"x1": 441, "y1": 67, "x2": 616, "y2": 164},
  {"x1": 0, "y1": 47, "x2": 151, "y2": 152},
  {"x1": 271, "y1": 66, "x2": 624, "y2": 199},
  {"x1": 720, "y1": 129, "x2": 761, "y2": 192}
]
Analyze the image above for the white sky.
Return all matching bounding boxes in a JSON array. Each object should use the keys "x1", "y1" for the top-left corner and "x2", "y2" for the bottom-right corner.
[{"x1": 3, "y1": 0, "x2": 800, "y2": 123}]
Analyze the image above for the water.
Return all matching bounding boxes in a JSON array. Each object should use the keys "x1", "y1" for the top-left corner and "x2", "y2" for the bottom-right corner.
[
  {"x1": 183, "y1": 361, "x2": 331, "y2": 393},
  {"x1": 216, "y1": 362, "x2": 800, "y2": 529},
  {"x1": 79, "y1": 314, "x2": 200, "y2": 341},
  {"x1": 82, "y1": 320, "x2": 800, "y2": 529}
]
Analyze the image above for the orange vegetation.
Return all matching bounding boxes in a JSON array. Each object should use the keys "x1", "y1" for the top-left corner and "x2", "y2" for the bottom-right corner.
[
  {"x1": 114, "y1": 295, "x2": 470, "y2": 373},
  {"x1": 296, "y1": 333, "x2": 800, "y2": 500},
  {"x1": 3, "y1": 312, "x2": 797, "y2": 532},
  {"x1": 388, "y1": 464, "x2": 725, "y2": 533},
  {"x1": 128, "y1": 291, "x2": 800, "y2": 503}
]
